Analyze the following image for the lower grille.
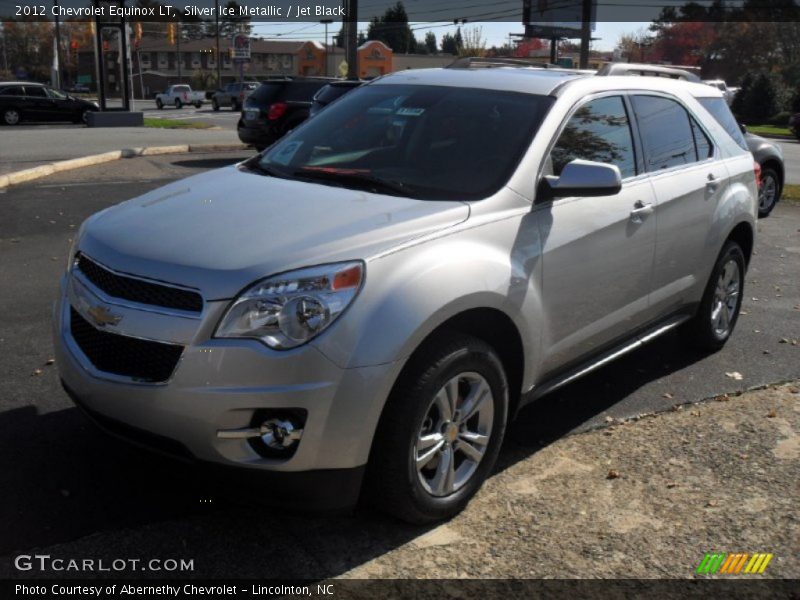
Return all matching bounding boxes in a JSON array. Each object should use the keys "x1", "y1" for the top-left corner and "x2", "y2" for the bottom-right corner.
[{"x1": 69, "y1": 307, "x2": 184, "y2": 383}]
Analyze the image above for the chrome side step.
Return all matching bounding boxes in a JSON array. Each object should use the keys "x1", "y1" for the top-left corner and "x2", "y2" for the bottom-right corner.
[{"x1": 527, "y1": 314, "x2": 690, "y2": 402}]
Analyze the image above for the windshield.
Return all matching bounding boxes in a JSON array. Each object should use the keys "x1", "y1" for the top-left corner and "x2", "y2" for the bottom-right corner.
[{"x1": 257, "y1": 84, "x2": 554, "y2": 200}]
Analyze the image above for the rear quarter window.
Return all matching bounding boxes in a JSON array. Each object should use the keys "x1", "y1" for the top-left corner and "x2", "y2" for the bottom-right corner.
[{"x1": 697, "y1": 97, "x2": 748, "y2": 151}]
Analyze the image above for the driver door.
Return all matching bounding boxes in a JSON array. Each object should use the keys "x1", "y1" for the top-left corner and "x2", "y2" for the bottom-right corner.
[{"x1": 536, "y1": 94, "x2": 658, "y2": 375}]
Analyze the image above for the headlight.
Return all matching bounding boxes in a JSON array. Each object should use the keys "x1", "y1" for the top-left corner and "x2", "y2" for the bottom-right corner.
[{"x1": 215, "y1": 261, "x2": 364, "y2": 349}]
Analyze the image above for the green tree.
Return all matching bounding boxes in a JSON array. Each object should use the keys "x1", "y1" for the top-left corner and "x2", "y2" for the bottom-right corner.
[
  {"x1": 366, "y1": 1, "x2": 416, "y2": 53},
  {"x1": 440, "y1": 32, "x2": 457, "y2": 55},
  {"x1": 425, "y1": 31, "x2": 437, "y2": 54}
]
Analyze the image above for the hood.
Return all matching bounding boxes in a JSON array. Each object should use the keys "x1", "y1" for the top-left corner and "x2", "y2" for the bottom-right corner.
[{"x1": 79, "y1": 166, "x2": 469, "y2": 299}]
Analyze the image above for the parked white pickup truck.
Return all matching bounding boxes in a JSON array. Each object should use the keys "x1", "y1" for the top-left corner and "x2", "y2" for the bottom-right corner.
[{"x1": 155, "y1": 85, "x2": 204, "y2": 109}]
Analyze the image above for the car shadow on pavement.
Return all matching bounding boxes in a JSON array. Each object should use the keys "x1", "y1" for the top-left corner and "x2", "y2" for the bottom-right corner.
[{"x1": 0, "y1": 331, "x2": 708, "y2": 579}]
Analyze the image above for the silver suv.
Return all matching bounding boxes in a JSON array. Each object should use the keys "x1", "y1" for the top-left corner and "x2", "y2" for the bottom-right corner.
[{"x1": 55, "y1": 69, "x2": 757, "y2": 523}]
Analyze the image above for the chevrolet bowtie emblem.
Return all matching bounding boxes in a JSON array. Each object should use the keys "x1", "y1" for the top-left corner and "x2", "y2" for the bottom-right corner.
[{"x1": 86, "y1": 305, "x2": 122, "y2": 328}]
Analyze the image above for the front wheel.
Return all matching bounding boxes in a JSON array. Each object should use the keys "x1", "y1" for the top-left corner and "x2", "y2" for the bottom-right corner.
[
  {"x1": 194, "y1": 102, "x2": 202, "y2": 108},
  {"x1": 681, "y1": 241, "x2": 745, "y2": 351},
  {"x1": 212, "y1": 99, "x2": 219, "y2": 111},
  {"x1": 3, "y1": 108, "x2": 21, "y2": 125},
  {"x1": 174, "y1": 99, "x2": 183, "y2": 109},
  {"x1": 366, "y1": 334, "x2": 508, "y2": 523},
  {"x1": 758, "y1": 167, "x2": 780, "y2": 218},
  {"x1": 156, "y1": 99, "x2": 163, "y2": 109}
]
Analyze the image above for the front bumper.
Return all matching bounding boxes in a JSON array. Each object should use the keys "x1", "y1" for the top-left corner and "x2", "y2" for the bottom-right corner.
[{"x1": 54, "y1": 271, "x2": 399, "y2": 480}]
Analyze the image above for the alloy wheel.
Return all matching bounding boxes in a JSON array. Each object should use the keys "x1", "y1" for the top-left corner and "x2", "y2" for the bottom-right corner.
[
  {"x1": 415, "y1": 372, "x2": 494, "y2": 497},
  {"x1": 710, "y1": 259, "x2": 740, "y2": 339},
  {"x1": 4, "y1": 109, "x2": 20, "y2": 125}
]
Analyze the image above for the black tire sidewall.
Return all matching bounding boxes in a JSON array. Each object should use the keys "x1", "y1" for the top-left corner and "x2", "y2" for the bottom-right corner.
[
  {"x1": 758, "y1": 168, "x2": 780, "y2": 217},
  {"x1": 371, "y1": 336, "x2": 508, "y2": 522},
  {"x1": 696, "y1": 242, "x2": 746, "y2": 348}
]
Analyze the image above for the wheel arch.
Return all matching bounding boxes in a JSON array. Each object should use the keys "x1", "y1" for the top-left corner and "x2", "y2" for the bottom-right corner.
[{"x1": 726, "y1": 220, "x2": 754, "y2": 267}]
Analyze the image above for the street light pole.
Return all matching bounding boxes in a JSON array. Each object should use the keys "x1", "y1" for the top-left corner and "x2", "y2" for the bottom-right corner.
[
  {"x1": 320, "y1": 18, "x2": 332, "y2": 77},
  {"x1": 54, "y1": 0, "x2": 64, "y2": 88}
]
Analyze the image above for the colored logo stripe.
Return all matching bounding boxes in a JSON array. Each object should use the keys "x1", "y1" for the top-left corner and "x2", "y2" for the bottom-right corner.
[{"x1": 697, "y1": 553, "x2": 773, "y2": 574}]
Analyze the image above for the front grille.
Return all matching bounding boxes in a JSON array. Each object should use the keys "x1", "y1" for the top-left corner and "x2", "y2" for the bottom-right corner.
[
  {"x1": 70, "y1": 308, "x2": 184, "y2": 383},
  {"x1": 76, "y1": 254, "x2": 203, "y2": 312}
]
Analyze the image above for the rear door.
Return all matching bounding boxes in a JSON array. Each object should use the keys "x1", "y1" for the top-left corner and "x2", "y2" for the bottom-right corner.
[
  {"x1": 629, "y1": 94, "x2": 724, "y2": 315},
  {"x1": 22, "y1": 86, "x2": 55, "y2": 121},
  {"x1": 537, "y1": 94, "x2": 658, "y2": 374}
]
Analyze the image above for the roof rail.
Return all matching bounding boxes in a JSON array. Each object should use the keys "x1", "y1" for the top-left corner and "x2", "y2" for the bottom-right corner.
[
  {"x1": 596, "y1": 62, "x2": 702, "y2": 83},
  {"x1": 447, "y1": 56, "x2": 558, "y2": 69}
]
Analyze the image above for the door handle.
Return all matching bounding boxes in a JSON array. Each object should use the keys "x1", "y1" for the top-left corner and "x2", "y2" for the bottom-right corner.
[
  {"x1": 706, "y1": 173, "x2": 720, "y2": 192},
  {"x1": 630, "y1": 200, "x2": 654, "y2": 222}
]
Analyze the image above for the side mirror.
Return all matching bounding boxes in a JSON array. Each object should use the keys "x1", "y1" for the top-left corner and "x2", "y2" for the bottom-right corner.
[
  {"x1": 537, "y1": 159, "x2": 622, "y2": 202},
  {"x1": 739, "y1": 123, "x2": 747, "y2": 134}
]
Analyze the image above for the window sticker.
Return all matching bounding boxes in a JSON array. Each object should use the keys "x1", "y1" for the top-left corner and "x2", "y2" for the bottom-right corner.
[
  {"x1": 271, "y1": 141, "x2": 303, "y2": 166},
  {"x1": 396, "y1": 107, "x2": 425, "y2": 117}
]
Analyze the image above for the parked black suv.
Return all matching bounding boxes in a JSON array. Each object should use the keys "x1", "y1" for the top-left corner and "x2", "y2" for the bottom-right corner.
[
  {"x1": 237, "y1": 77, "x2": 334, "y2": 151},
  {"x1": 309, "y1": 79, "x2": 364, "y2": 118},
  {"x1": 0, "y1": 82, "x2": 98, "y2": 125}
]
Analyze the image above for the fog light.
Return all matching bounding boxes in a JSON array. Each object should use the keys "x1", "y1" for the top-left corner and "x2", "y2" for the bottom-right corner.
[
  {"x1": 260, "y1": 418, "x2": 303, "y2": 449},
  {"x1": 216, "y1": 409, "x2": 307, "y2": 458}
]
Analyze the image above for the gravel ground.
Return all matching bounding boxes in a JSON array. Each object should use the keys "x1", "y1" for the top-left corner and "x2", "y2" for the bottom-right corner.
[{"x1": 342, "y1": 382, "x2": 799, "y2": 579}]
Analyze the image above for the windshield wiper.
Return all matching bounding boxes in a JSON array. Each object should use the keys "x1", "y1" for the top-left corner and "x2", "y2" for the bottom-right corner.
[{"x1": 292, "y1": 168, "x2": 413, "y2": 197}]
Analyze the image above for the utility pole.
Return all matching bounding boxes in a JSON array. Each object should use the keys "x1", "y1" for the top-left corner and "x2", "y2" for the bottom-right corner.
[
  {"x1": 579, "y1": 0, "x2": 591, "y2": 69},
  {"x1": 1, "y1": 24, "x2": 9, "y2": 77},
  {"x1": 176, "y1": 19, "x2": 182, "y2": 82},
  {"x1": 54, "y1": 0, "x2": 64, "y2": 88},
  {"x1": 346, "y1": 0, "x2": 357, "y2": 79},
  {"x1": 320, "y1": 19, "x2": 333, "y2": 77},
  {"x1": 214, "y1": 0, "x2": 221, "y2": 87}
]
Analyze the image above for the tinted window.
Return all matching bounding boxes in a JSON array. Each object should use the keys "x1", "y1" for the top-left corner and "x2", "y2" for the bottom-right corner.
[
  {"x1": 314, "y1": 84, "x2": 353, "y2": 105},
  {"x1": 259, "y1": 84, "x2": 554, "y2": 201},
  {"x1": 697, "y1": 97, "x2": 748, "y2": 151},
  {"x1": 173, "y1": 85, "x2": 190, "y2": 93},
  {"x1": 284, "y1": 81, "x2": 329, "y2": 102},
  {"x1": 691, "y1": 118, "x2": 713, "y2": 160},
  {"x1": 47, "y1": 87, "x2": 68, "y2": 100},
  {"x1": 550, "y1": 96, "x2": 636, "y2": 179},
  {"x1": 0, "y1": 86, "x2": 24, "y2": 96},
  {"x1": 25, "y1": 86, "x2": 47, "y2": 97},
  {"x1": 632, "y1": 95, "x2": 696, "y2": 171},
  {"x1": 249, "y1": 83, "x2": 283, "y2": 105}
]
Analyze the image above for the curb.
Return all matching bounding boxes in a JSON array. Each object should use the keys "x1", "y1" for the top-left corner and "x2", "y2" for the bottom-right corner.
[{"x1": 0, "y1": 143, "x2": 250, "y2": 189}]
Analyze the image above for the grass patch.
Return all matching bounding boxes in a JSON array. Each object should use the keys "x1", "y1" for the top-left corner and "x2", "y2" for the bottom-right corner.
[
  {"x1": 144, "y1": 118, "x2": 212, "y2": 129},
  {"x1": 747, "y1": 124, "x2": 793, "y2": 138},
  {"x1": 781, "y1": 184, "x2": 800, "y2": 203}
]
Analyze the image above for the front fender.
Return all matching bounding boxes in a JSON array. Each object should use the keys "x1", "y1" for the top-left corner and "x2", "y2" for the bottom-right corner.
[{"x1": 312, "y1": 216, "x2": 543, "y2": 389}]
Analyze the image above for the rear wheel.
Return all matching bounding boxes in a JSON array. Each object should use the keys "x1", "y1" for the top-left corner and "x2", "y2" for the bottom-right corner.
[
  {"x1": 681, "y1": 241, "x2": 745, "y2": 351},
  {"x1": 366, "y1": 334, "x2": 508, "y2": 523},
  {"x1": 212, "y1": 99, "x2": 219, "y2": 111},
  {"x1": 3, "y1": 108, "x2": 21, "y2": 125},
  {"x1": 156, "y1": 99, "x2": 163, "y2": 110},
  {"x1": 194, "y1": 102, "x2": 202, "y2": 108},
  {"x1": 231, "y1": 99, "x2": 240, "y2": 112},
  {"x1": 758, "y1": 167, "x2": 780, "y2": 218},
  {"x1": 174, "y1": 98, "x2": 182, "y2": 109}
]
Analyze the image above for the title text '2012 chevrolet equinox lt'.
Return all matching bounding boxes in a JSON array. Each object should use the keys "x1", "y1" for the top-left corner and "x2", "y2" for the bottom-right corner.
[{"x1": 56, "y1": 69, "x2": 757, "y2": 523}]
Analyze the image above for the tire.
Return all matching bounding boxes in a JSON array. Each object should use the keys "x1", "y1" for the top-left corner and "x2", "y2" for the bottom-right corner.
[
  {"x1": 231, "y1": 99, "x2": 240, "y2": 112},
  {"x1": 3, "y1": 108, "x2": 21, "y2": 125},
  {"x1": 757, "y1": 167, "x2": 781, "y2": 218},
  {"x1": 74, "y1": 109, "x2": 90, "y2": 125},
  {"x1": 212, "y1": 99, "x2": 219, "y2": 111},
  {"x1": 156, "y1": 99, "x2": 163, "y2": 110},
  {"x1": 174, "y1": 99, "x2": 182, "y2": 109},
  {"x1": 194, "y1": 102, "x2": 202, "y2": 108},
  {"x1": 366, "y1": 334, "x2": 508, "y2": 523},
  {"x1": 681, "y1": 241, "x2": 746, "y2": 351}
]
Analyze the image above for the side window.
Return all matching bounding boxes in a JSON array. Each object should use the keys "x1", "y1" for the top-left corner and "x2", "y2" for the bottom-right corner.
[
  {"x1": 550, "y1": 96, "x2": 636, "y2": 179},
  {"x1": 24, "y1": 86, "x2": 47, "y2": 98},
  {"x1": 631, "y1": 95, "x2": 698, "y2": 171},
  {"x1": 0, "y1": 86, "x2": 24, "y2": 96},
  {"x1": 690, "y1": 118, "x2": 713, "y2": 160}
]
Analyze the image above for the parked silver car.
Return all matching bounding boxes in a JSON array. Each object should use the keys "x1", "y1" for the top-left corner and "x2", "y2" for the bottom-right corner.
[{"x1": 55, "y1": 69, "x2": 757, "y2": 523}]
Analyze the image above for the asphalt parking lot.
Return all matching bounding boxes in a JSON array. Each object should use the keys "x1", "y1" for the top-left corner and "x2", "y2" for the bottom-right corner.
[{"x1": 0, "y1": 152, "x2": 798, "y2": 578}]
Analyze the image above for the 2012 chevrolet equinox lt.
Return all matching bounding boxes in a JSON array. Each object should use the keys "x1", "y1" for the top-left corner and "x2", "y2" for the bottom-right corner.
[{"x1": 55, "y1": 69, "x2": 757, "y2": 523}]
